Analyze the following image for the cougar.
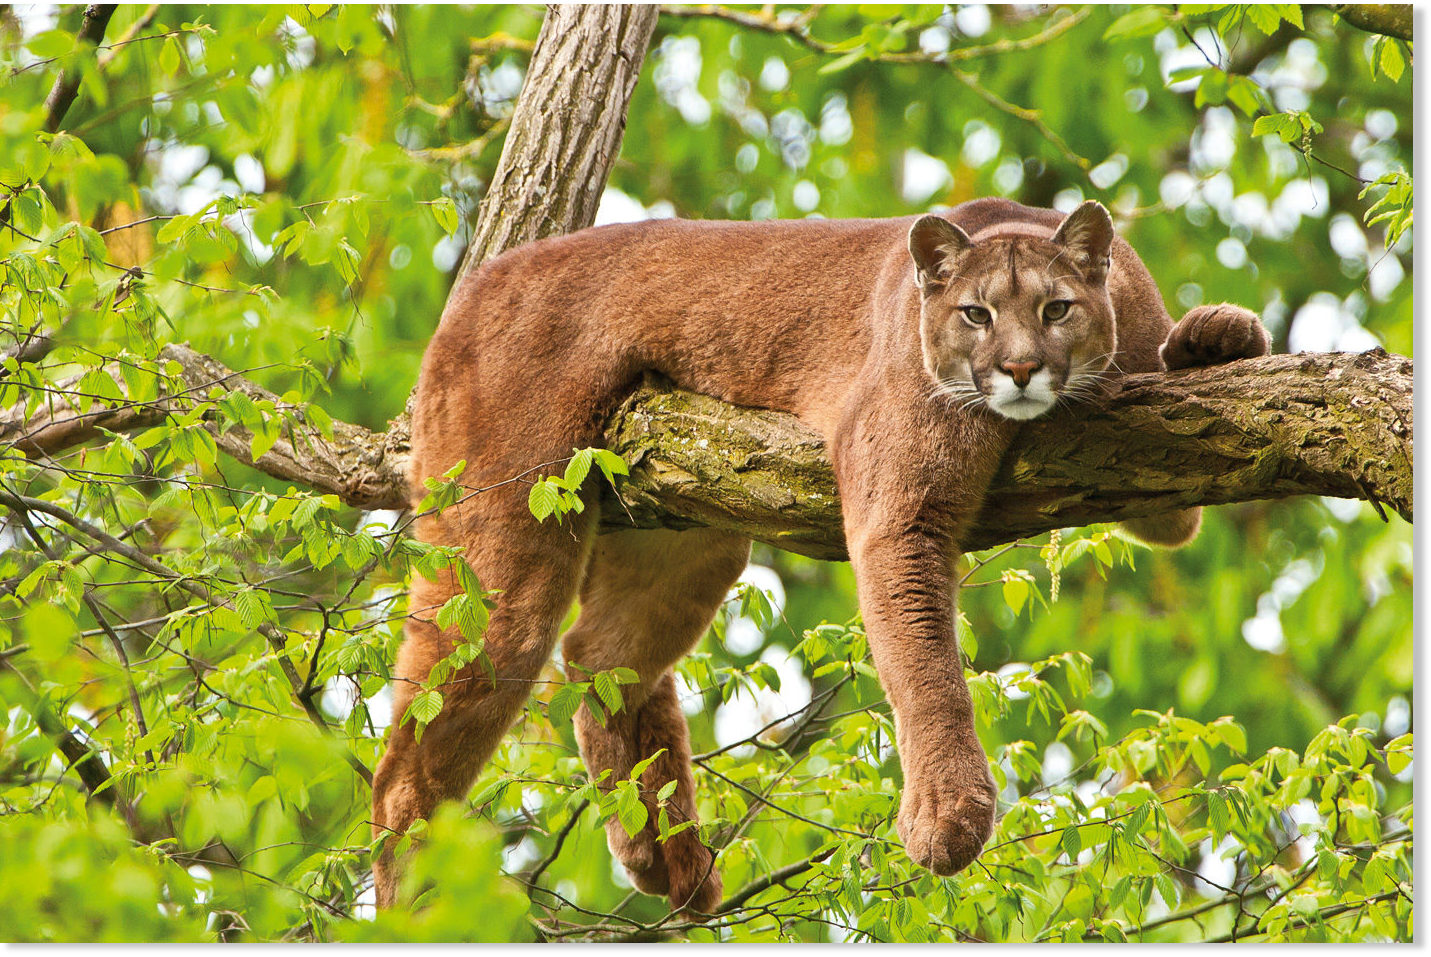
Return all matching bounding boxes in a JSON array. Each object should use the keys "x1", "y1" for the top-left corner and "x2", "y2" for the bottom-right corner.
[{"x1": 371, "y1": 197, "x2": 1269, "y2": 913}]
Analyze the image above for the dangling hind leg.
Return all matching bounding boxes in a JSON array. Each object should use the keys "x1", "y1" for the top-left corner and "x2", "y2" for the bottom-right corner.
[
  {"x1": 372, "y1": 504, "x2": 595, "y2": 907},
  {"x1": 562, "y1": 528, "x2": 751, "y2": 915}
]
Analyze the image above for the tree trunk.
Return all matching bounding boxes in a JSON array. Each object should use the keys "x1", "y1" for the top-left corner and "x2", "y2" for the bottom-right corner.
[{"x1": 455, "y1": 3, "x2": 659, "y2": 279}]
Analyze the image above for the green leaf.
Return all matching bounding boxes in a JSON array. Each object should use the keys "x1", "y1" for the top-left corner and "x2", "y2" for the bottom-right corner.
[
  {"x1": 547, "y1": 682, "x2": 586, "y2": 726},
  {"x1": 334, "y1": 239, "x2": 362, "y2": 283},
  {"x1": 1103, "y1": 8, "x2": 1167, "y2": 40},
  {"x1": 430, "y1": 197, "x2": 459, "y2": 234},
  {"x1": 1244, "y1": 3, "x2": 1281, "y2": 34},
  {"x1": 1154, "y1": 872, "x2": 1179, "y2": 910},
  {"x1": 1194, "y1": 69, "x2": 1227, "y2": 107},
  {"x1": 592, "y1": 449, "x2": 629, "y2": 483},
  {"x1": 1001, "y1": 573, "x2": 1030, "y2": 616},
  {"x1": 1252, "y1": 112, "x2": 1294, "y2": 140},
  {"x1": 1213, "y1": 719, "x2": 1247, "y2": 754},
  {"x1": 629, "y1": 748, "x2": 667, "y2": 783},
  {"x1": 616, "y1": 784, "x2": 648, "y2": 838},
  {"x1": 1207, "y1": 790, "x2": 1230, "y2": 836},
  {"x1": 12, "y1": 188, "x2": 43, "y2": 235},
  {"x1": 1061, "y1": 826, "x2": 1082, "y2": 859},
  {"x1": 1379, "y1": 39, "x2": 1405, "y2": 83},
  {"x1": 159, "y1": 36, "x2": 182, "y2": 75},
  {"x1": 593, "y1": 671, "x2": 624, "y2": 714},
  {"x1": 1226, "y1": 76, "x2": 1264, "y2": 117},
  {"x1": 528, "y1": 479, "x2": 561, "y2": 522},
  {"x1": 563, "y1": 448, "x2": 593, "y2": 489},
  {"x1": 234, "y1": 589, "x2": 274, "y2": 630},
  {"x1": 27, "y1": 29, "x2": 75, "y2": 59},
  {"x1": 1271, "y1": 3, "x2": 1303, "y2": 28},
  {"x1": 304, "y1": 402, "x2": 334, "y2": 440},
  {"x1": 405, "y1": 689, "x2": 445, "y2": 726}
]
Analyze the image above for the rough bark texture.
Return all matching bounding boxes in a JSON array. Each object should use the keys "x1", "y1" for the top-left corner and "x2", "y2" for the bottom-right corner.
[
  {"x1": 1333, "y1": 4, "x2": 1413, "y2": 41},
  {"x1": 6, "y1": 348, "x2": 1410, "y2": 558},
  {"x1": 455, "y1": 3, "x2": 659, "y2": 279},
  {"x1": 601, "y1": 352, "x2": 1412, "y2": 560}
]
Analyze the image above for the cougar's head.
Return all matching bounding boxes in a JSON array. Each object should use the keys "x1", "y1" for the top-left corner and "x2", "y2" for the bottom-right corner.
[{"x1": 908, "y1": 201, "x2": 1118, "y2": 421}]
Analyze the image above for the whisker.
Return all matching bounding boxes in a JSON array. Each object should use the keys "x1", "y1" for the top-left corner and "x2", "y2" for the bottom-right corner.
[{"x1": 928, "y1": 374, "x2": 983, "y2": 409}]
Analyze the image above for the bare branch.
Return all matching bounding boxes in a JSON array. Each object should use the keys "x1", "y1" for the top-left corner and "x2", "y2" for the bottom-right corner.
[
  {"x1": 659, "y1": 4, "x2": 1094, "y2": 171},
  {"x1": 1333, "y1": 4, "x2": 1413, "y2": 41},
  {"x1": 43, "y1": 4, "x2": 117, "y2": 133},
  {"x1": 659, "y1": 3, "x2": 1090, "y2": 65}
]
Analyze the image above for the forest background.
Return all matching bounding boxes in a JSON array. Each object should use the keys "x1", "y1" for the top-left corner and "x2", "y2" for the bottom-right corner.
[{"x1": 0, "y1": 2, "x2": 1414, "y2": 943}]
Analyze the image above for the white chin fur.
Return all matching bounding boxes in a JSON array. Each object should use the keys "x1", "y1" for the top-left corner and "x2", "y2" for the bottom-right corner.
[{"x1": 986, "y1": 369, "x2": 1057, "y2": 421}]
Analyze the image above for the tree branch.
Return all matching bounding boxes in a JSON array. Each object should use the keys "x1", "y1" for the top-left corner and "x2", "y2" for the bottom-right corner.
[
  {"x1": 0, "y1": 654, "x2": 130, "y2": 820},
  {"x1": 660, "y1": 4, "x2": 1091, "y2": 65},
  {"x1": 659, "y1": 5, "x2": 1095, "y2": 172},
  {"x1": 599, "y1": 350, "x2": 1411, "y2": 559},
  {"x1": 4, "y1": 348, "x2": 1411, "y2": 559},
  {"x1": 43, "y1": 4, "x2": 117, "y2": 133},
  {"x1": 4, "y1": 342, "x2": 412, "y2": 511},
  {"x1": 0, "y1": 485, "x2": 374, "y2": 786},
  {"x1": 1333, "y1": 5, "x2": 1413, "y2": 42}
]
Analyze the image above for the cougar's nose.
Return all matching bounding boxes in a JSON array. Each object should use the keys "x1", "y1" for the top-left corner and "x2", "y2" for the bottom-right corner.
[{"x1": 1000, "y1": 358, "x2": 1042, "y2": 388}]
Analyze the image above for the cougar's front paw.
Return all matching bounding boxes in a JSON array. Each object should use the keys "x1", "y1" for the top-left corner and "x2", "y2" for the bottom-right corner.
[
  {"x1": 896, "y1": 770, "x2": 997, "y2": 877},
  {"x1": 1161, "y1": 303, "x2": 1269, "y2": 370}
]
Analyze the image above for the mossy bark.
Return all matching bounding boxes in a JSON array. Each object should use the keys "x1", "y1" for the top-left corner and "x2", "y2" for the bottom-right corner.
[{"x1": 599, "y1": 351, "x2": 1412, "y2": 560}]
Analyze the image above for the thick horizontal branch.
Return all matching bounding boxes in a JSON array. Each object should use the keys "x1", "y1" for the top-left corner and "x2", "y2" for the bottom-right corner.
[
  {"x1": 4, "y1": 348, "x2": 1410, "y2": 560},
  {"x1": 604, "y1": 351, "x2": 1411, "y2": 559},
  {"x1": 1333, "y1": 4, "x2": 1413, "y2": 41}
]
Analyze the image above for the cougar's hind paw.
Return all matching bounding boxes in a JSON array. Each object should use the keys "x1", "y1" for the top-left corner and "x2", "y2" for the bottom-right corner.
[
  {"x1": 1161, "y1": 303, "x2": 1269, "y2": 370},
  {"x1": 666, "y1": 837, "x2": 723, "y2": 919},
  {"x1": 608, "y1": 825, "x2": 671, "y2": 896}
]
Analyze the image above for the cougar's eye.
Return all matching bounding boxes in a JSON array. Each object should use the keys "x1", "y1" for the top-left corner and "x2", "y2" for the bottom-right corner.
[
  {"x1": 1043, "y1": 300, "x2": 1071, "y2": 322},
  {"x1": 962, "y1": 305, "x2": 992, "y2": 326}
]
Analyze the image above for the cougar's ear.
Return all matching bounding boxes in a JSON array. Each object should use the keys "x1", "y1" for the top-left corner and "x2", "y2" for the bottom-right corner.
[
  {"x1": 908, "y1": 215, "x2": 972, "y2": 291},
  {"x1": 1052, "y1": 200, "x2": 1114, "y2": 283}
]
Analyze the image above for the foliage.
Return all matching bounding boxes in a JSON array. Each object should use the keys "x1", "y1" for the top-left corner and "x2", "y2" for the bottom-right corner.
[{"x1": 0, "y1": 3, "x2": 1411, "y2": 943}]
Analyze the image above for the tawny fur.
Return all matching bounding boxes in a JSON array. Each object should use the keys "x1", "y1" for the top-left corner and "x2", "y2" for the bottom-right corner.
[{"x1": 371, "y1": 198, "x2": 1268, "y2": 912}]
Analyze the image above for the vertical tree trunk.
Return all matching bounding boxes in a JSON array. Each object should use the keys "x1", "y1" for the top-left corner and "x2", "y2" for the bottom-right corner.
[{"x1": 456, "y1": 3, "x2": 660, "y2": 279}]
